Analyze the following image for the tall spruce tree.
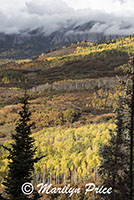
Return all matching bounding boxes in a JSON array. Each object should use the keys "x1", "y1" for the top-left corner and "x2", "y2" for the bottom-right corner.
[
  {"x1": 1, "y1": 93, "x2": 42, "y2": 200},
  {"x1": 99, "y1": 97, "x2": 129, "y2": 200},
  {"x1": 124, "y1": 55, "x2": 134, "y2": 200},
  {"x1": 99, "y1": 55, "x2": 134, "y2": 200}
]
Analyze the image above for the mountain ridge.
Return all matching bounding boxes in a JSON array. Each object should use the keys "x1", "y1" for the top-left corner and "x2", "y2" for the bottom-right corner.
[{"x1": 0, "y1": 21, "x2": 125, "y2": 59}]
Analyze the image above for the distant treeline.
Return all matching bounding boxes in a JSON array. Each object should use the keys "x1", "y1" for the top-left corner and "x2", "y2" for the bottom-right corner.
[{"x1": 30, "y1": 77, "x2": 123, "y2": 92}]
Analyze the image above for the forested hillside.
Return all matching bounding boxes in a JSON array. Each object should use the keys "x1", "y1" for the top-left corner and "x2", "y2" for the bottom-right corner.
[
  {"x1": 0, "y1": 35, "x2": 133, "y2": 199},
  {"x1": 1, "y1": 36, "x2": 134, "y2": 87}
]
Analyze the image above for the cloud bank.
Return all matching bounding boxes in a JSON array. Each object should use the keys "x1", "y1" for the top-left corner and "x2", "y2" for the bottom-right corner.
[
  {"x1": 0, "y1": 0, "x2": 134, "y2": 36},
  {"x1": 113, "y1": 0, "x2": 127, "y2": 4}
]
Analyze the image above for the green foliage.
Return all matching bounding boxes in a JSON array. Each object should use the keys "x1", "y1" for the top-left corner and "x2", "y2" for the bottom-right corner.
[
  {"x1": 81, "y1": 106, "x2": 90, "y2": 113},
  {"x1": 99, "y1": 98, "x2": 129, "y2": 199},
  {"x1": 44, "y1": 111, "x2": 65, "y2": 126},
  {"x1": 0, "y1": 70, "x2": 24, "y2": 84},
  {"x1": 99, "y1": 55, "x2": 134, "y2": 200},
  {"x1": 1, "y1": 95, "x2": 40, "y2": 200},
  {"x1": 63, "y1": 108, "x2": 80, "y2": 123}
]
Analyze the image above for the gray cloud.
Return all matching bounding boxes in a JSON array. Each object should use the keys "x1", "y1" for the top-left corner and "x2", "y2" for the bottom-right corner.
[
  {"x1": 0, "y1": 0, "x2": 134, "y2": 36},
  {"x1": 25, "y1": 0, "x2": 73, "y2": 15},
  {"x1": 113, "y1": 0, "x2": 127, "y2": 4}
]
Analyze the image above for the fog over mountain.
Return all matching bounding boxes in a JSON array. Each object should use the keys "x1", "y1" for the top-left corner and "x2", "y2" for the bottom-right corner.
[
  {"x1": 0, "y1": 0, "x2": 134, "y2": 58},
  {"x1": 0, "y1": 0, "x2": 134, "y2": 35}
]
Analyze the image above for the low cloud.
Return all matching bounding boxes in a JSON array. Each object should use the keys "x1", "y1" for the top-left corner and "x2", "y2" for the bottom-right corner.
[
  {"x1": 0, "y1": 0, "x2": 134, "y2": 36},
  {"x1": 25, "y1": 0, "x2": 73, "y2": 15},
  {"x1": 113, "y1": 0, "x2": 127, "y2": 4}
]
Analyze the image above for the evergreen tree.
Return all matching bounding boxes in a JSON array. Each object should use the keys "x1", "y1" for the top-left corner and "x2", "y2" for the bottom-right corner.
[
  {"x1": 99, "y1": 97, "x2": 129, "y2": 200},
  {"x1": 1, "y1": 93, "x2": 42, "y2": 200},
  {"x1": 99, "y1": 55, "x2": 134, "y2": 200},
  {"x1": 120, "y1": 54, "x2": 134, "y2": 199},
  {"x1": 126, "y1": 55, "x2": 134, "y2": 200}
]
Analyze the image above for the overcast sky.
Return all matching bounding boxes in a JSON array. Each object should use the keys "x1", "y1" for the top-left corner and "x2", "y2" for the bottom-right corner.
[
  {"x1": 0, "y1": 0, "x2": 133, "y2": 12},
  {"x1": 0, "y1": 0, "x2": 134, "y2": 35}
]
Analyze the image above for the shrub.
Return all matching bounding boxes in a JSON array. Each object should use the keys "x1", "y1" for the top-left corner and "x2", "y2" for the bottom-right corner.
[
  {"x1": 81, "y1": 106, "x2": 90, "y2": 113},
  {"x1": 63, "y1": 108, "x2": 80, "y2": 123}
]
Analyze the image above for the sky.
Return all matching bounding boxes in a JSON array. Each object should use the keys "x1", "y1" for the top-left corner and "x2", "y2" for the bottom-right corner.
[
  {"x1": 0, "y1": 0, "x2": 133, "y2": 12},
  {"x1": 0, "y1": 0, "x2": 134, "y2": 35}
]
